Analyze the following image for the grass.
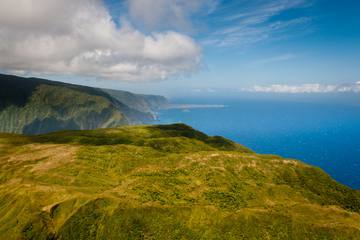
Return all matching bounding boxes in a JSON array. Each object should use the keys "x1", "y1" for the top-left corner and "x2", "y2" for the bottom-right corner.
[{"x1": 0, "y1": 124, "x2": 359, "y2": 239}]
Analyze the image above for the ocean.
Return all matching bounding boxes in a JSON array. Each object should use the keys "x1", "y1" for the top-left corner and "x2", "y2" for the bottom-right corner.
[{"x1": 156, "y1": 97, "x2": 360, "y2": 190}]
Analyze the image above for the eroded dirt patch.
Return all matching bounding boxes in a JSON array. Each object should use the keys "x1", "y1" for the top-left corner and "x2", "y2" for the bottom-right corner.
[{"x1": 0, "y1": 143, "x2": 79, "y2": 172}]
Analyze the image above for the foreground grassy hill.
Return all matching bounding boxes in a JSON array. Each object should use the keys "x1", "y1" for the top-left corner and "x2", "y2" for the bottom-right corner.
[
  {"x1": 0, "y1": 124, "x2": 359, "y2": 239},
  {"x1": 0, "y1": 74, "x2": 168, "y2": 134}
]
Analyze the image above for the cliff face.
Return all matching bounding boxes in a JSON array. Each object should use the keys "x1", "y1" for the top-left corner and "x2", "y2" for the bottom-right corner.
[
  {"x1": 0, "y1": 74, "x2": 168, "y2": 134},
  {"x1": 0, "y1": 124, "x2": 359, "y2": 239},
  {"x1": 103, "y1": 89, "x2": 169, "y2": 114}
]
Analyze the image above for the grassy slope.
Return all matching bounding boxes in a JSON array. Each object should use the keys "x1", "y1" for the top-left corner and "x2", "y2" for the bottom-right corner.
[{"x1": 0, "y1": 124, "x2": 359, "y2": 239}]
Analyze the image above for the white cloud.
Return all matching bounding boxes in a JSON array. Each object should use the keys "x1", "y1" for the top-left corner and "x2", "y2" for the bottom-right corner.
[
  {"x1": 127, "y1": 0, "x2": 218, "y2": 32},
  {"x1": 192, "y1": 88, "x2": 216, "y2": 93},
  {"x1": 252, "y1": 54, "x2": 296, "y2": 65},
  {"x1": 241, "y1": 83, "x2": 360, "y2": 93},
  {"x1": 0, "y1": 0, "x2": 201, "y2": 81},
  {"x1": 205, "y1": 0, "x2": 312, "y2": 48}
]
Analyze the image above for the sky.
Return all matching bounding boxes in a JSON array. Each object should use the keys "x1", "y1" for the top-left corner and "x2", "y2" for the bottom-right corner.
[{"x1": 0, "y1": 0, "x2": 360, "y2": 97}]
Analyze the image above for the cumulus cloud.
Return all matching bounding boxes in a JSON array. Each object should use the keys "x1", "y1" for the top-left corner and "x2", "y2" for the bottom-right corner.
[
  {"x1": 0, "y1": 0, "x2": 201, "y2": 81},
  {"x1": 241, "y1": 83, "x2": 360, "y2": 93},
  {"x1": 127, "y1": 0, "x2": 218, "y2": 32}
]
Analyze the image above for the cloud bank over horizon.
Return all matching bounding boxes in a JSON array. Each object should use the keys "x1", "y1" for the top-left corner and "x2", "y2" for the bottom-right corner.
[
  {"x1": 0, "y1": 0, "x2": 202, "y2": 81},
  {"x1": 242, "y1": 82, "x2": 360, "y2": 94}
]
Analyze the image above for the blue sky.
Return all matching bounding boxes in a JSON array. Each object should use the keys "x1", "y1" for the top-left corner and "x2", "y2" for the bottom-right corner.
[
  {"x1": 100, "y1": 0, "x2": 360, "y2": 96},
  {"x1": 1, "y1": 0, "x2": 360, "y2": 97}
]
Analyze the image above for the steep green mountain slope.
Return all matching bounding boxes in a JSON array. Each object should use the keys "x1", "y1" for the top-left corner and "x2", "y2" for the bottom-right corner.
[
  {"x1": 0, "y1": 124, "x2": 359, "y2": 239},
  {"x1": 0, "y1": 74, "x2": 168, "y2": 134},
  {"x1": 103, "y1": 89, "x2": 168, "y2": 114}
]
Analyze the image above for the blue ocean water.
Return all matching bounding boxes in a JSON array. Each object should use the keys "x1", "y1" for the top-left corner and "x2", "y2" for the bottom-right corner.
[{"x1": 157, "y1": 98, "x2": 360, "y2": 189}]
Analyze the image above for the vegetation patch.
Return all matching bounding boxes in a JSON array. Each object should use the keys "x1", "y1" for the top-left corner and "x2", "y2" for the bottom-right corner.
[{"x1": 0, "y1": 124, "x2": 359, "y2": 239}]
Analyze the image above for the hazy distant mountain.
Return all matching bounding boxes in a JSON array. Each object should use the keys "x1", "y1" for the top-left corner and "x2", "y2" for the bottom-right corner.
[
  {"x1": 0, "y1": 74, "x2": 168, "y2": 134},
  {"x1": 103, "y1": 89, "x2": 168, "y2": 114},
  {"x1": 0, "y1": 124, "x2": 359, "y2": 239}
]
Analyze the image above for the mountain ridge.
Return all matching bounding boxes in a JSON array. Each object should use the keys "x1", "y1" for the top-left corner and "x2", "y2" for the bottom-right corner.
[
  {"x1": 0, "y1": 124, "x2": 359, "y2": 239},
  {"x1": 0, "y1": 74, "x2": 168, "y2": 134}
]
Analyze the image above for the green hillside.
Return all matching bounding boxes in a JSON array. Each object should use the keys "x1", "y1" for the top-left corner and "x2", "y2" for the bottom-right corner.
[
  {"x1": 0, "y1": 74, "x2": 168, "y2": 134},
  {"x1": 103, "y1": 89, "x2": 168, "y2": 114},
  {"x1": 0, "y1": 124, "x2": 359, "y2": 239}
]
